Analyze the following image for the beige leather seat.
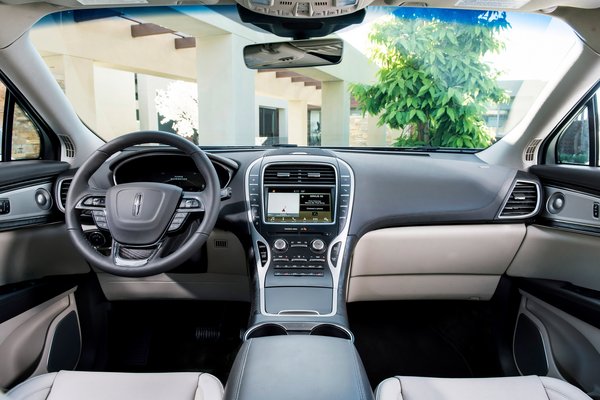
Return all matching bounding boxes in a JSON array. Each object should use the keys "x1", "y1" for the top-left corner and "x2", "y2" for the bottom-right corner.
[
  {"x1": 4, "y1": 371, "x2": 223, "y2": 400},
  {"x1": 376, "y1": 376, "x2": 592, "y2": 400}
]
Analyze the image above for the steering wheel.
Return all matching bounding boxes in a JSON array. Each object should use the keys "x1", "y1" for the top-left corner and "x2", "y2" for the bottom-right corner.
[{"x1": 65, "y1": 131, "x2": 221, "y2": 277}]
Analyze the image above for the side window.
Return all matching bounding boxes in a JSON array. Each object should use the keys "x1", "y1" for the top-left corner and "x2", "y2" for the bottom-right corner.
[
  {"x1": 11, "y1": 103, "x2": 41, "y2": 160},
  {"x1": 547, "y1": 87, "x2": 598, "y2": 166},
  {"x1": 1, "y1": 78, "x2": 43, "y2": 161},
  {"x1": 556, "y1": 106, "x2": 591, "y2": 165}
]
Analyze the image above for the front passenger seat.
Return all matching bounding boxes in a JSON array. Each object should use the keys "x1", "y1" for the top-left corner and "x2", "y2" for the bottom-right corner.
[
  {"x1": 4, "y1": 371, "x2": 223, "y2": 400},
  {"x1": 376, "y1": 376, "x2": 592, "y2": 400}
]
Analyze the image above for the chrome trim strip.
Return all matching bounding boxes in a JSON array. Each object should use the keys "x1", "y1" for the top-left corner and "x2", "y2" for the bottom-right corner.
[
  {"x1": 244, "y1": 155, "x2": 355, "y2": 318},
  {"x1": 542, "y1": 185, "x2": 600, "y2": 228}
]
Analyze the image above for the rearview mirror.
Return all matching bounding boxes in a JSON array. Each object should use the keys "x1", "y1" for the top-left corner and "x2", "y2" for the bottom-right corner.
[{"x1": 243, "y1": 39, "x2": 343, "y2": 70}]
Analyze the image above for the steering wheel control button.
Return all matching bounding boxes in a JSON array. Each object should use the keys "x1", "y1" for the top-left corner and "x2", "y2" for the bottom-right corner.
[
  {"x1": 82, "y1": 196, "x2": 106, "y2": 207},
  {"x1": 273, "y1": 238, "x2": 288, "y2": 252},
  {"x1": 92, "y1": 210, "x2": 108, "y2": 230},
  {"x1": 179, "y1": 198, "x2": 201, "y2": 209},
  {"x1": 168, "y1": 212, "x2": 189, "y2": 231},
  {"x1": 310, "y1": 239, "x2": 326, "y2": 253}
]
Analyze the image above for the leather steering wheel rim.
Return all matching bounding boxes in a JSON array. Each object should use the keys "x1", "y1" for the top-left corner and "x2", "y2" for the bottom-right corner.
[{"x1": 65, "y1": 131, "x2": 221, "y2": 277}]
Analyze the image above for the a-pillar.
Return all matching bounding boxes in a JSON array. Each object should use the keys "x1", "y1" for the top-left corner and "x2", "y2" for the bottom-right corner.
[
  {"x1": 321, "y1": 81, "x2": 350, "y2": 146},
  {"x1": 196, "y1": 34, "x2": 255, "y2": 146}
]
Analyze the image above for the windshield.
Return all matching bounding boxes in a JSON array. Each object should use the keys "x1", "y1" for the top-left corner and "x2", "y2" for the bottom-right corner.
[{"x1": 30, "y1": 6, "x2": 578, "y2": 150}]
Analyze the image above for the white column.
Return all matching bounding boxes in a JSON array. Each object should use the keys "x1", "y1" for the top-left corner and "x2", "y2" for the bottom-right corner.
[
  {"x1": 287, "y1": 100, "x2": 308, "y2": 146},
  {"x1": 46, "y1": 55, "x2": 97, "y2": 133},
  {"x1": 94, "y1": 66, "x2": 138, "y2": 139},
  {"x1": 367, "y1": 114, "x2": 386, "y2": 146},
  {"x1": 321, "y1": 81, "x2": 350, "y2": 146},
  {"x1": 196, "y1": 34, "x2": 255, "y2": 146}
]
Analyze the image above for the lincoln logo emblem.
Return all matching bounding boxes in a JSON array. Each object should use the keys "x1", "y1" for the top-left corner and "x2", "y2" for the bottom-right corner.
[{"x1": 133, "y1": 193, "x2": 143, "y2": 217}]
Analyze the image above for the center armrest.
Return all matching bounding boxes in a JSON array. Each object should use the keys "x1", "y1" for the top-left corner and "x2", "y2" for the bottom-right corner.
[{"x1": 224, "y1": 335, "x2": 373, "y2": 400}]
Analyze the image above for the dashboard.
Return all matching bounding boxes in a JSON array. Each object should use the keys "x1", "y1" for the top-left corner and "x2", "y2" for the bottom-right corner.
[{"x1": 60, "y1": 145, "x2": 553, "y2": 327}]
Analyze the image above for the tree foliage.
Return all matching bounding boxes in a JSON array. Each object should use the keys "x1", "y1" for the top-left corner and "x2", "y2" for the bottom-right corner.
[{"x1": 350, "y1": 10, "x2": 510, "y2": 149}]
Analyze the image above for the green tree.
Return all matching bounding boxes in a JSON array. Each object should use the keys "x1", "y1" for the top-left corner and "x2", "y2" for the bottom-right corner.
[{"x1": 350, "y1": 10, "x2": 510, "y2": 149}]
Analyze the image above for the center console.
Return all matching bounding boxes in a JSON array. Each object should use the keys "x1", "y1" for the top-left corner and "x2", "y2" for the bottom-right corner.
[
  {"x1": 238, "y1": 152, "x2": 370, "y2": 399},
  {"x1": 245, "y1": 152, "x2": 354, "y2": 318}
]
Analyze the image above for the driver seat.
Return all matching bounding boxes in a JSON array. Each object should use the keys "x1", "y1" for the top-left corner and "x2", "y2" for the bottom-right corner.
[{"x1": 4, "y1": 371, "x2": 223, "y2": 400}]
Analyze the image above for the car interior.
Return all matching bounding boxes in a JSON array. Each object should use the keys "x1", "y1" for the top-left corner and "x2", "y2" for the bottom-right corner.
[{"x1": 0, "y1": 0, "x2": 599, "y2": 399}]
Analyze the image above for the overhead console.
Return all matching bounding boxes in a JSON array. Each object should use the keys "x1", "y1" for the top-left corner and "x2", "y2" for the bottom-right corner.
[{"x1": 245, "y1": 152, "x2": 354, "y2": 318}]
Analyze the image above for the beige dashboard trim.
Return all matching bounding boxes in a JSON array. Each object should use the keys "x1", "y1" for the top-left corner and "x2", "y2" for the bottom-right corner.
[
  {"x1": 347, "y1": 224, "x2": 525, "y2": 301},
  {"x1": 347, "y1": 275, "x2": 501, "y2": 302}
]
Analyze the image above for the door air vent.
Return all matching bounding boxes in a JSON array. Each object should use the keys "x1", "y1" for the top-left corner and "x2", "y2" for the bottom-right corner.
[
  {"x1": 263, "y1": 164, "x2": 336, "y2": 185},
  {"x1": 59, "y1": 135, "x2": 76, "y2": 159},
  {"x1": 524, "y1": 138, "x2": 542, "y2": 162},
  {"x1": 499, "y1": 181, "x2": 540, "y2": 219},
  {"x1": 57, "y1": 178, "x2": 72, "y2": 213}
]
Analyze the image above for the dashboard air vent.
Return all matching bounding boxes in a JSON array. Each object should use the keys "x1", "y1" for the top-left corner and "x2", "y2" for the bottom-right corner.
[
  {"x1": 500, "y1": 181, "x2": 540, "y2": 218},
  {"x1": 59, "y1": 135, "x2": 76, "y2": 158},
  {"x1": 57, "y1": 178, "x2": 72, "y2": 212},
  {"x1": 264, "y1": 164, "x2": 336, "y2": 185}
]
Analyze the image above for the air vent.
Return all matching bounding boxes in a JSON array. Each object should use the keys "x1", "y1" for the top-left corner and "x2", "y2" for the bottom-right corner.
[
  {"x1": 59, "y1": 135, "x2": 76, "y2": 159},
  {"x1": 264, "y1": 164, "x2": 336, "y2": 185},
  {"x1": 279, "y1": 1, "x2": 293, "y2": 5},
  {"x1": 57, "y1": 178, "x2": 72, "y2": 212},
  {"x1": 214, "y1": 239, "x2": 228, "y2": 248},
  {"x1": 500, "y1": 181, "x2": 540, "y2": 218},
  {"x1": 524, "y1": 138, "x2": 542, "y2": 162}
]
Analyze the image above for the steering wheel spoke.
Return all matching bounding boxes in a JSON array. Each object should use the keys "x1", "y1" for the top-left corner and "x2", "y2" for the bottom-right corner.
[{"x1": 111, "y1": 240, "x2": 163, "y2": 267}]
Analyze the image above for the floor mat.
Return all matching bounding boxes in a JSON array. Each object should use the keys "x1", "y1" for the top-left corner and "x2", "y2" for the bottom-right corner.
[
  {"x1": 348, "y1": 301, "x2": 504, "y2": 388},
  {"x1": 106, "y1": 301, "x2": 250, "y2": 384}
]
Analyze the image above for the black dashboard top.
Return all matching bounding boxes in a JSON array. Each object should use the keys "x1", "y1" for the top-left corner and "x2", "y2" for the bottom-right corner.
[{"x1": 84, "y1": 146, "x2": 534, "y2": 239}]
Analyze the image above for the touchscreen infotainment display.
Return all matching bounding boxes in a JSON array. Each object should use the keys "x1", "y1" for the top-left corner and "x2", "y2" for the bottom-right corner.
[{"x1": 266, "y1": 188, "x2": 333, "y2": 223}]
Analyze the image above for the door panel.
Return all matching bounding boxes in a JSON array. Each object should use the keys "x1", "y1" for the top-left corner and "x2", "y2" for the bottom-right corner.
[
  {"x1": 0, "y1": 288, "x2": 80, "y2": 389},
  {"x1": 515, "y1": 292, "x2": 600, "y2": 398},
  {"x1": 0, "y1": 161, "x2": 88, "y2": 390},
  {"x1": 516, "y1": 153, "x2": 600, "y2": 398}
]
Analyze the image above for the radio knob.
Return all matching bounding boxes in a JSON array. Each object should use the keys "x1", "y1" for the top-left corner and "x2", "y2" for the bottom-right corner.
[
  {"x1": 273, "y1": 239, "x2": 288, "y2": 252},
  {"x1": 310, "y1": 239, "x2": 326, "y2": 253}
]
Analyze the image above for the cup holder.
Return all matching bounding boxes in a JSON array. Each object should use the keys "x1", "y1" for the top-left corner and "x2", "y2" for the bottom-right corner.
[
  {"x1": 245, "y1": 323, "x2": 288, "y2": 339},
  {"x1": 309, "y1": 324, "x2": 353, "y2": 340}
]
